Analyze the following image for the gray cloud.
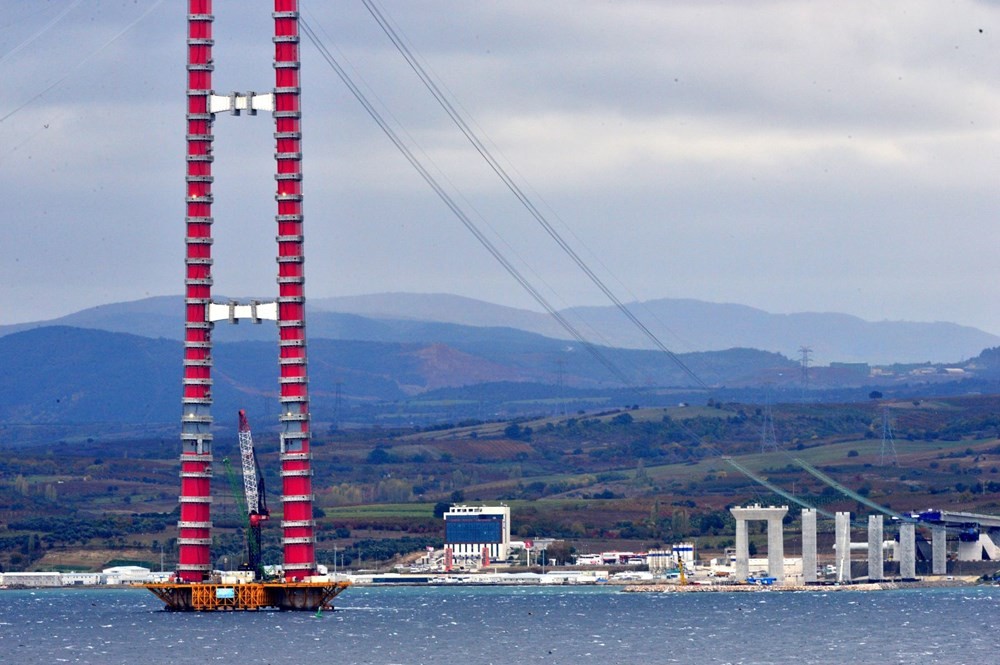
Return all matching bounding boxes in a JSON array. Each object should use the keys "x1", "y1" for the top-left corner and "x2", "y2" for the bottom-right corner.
[{"x1": 2, "y1": 0, "x2": 998, "y2": 342}]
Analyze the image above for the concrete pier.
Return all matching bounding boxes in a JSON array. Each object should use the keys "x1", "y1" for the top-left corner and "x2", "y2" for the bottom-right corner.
[
  {"x1": 900, "y1": 522, "x2": 916, "y2": 579},
  {"x1": 835, "y1": 512, "x2": 851, "y2": 583},
  {"x1": 734, "y1": 516, "x2": 749, "y2": 580},
  {"x1": 730, "y1": 505, "x2": 788, "y2": 583},
  {"x1": 867, "y1": 515, "x2": 883, "y2": 581},
  {"x1": 801, "y1": 509, "x2": 817, "y2": 584},
  {"x1": 932, "y1": 524, "x2": 947, "y2": 575}
]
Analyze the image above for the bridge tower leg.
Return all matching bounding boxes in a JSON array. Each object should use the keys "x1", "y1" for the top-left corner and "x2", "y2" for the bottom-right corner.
[
  {"x1": 272, "y1": 0, "x2": 316, "y2": 580},
  {"x1": 177, "y1": 0, "x2": 216, "y2": 583}
]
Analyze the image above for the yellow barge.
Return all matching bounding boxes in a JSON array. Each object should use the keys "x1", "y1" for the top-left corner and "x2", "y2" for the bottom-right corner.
[{"x1": 142, "y1": 580, "x2": 351, "y2": 611}]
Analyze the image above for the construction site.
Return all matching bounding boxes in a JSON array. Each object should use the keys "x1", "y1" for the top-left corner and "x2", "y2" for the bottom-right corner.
[{"x1": 140, "y1": 0, "x2": 348, "y2": 611}]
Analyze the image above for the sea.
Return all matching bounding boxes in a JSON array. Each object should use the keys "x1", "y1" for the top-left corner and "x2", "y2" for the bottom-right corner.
[{"x1": 1, "y1": 585, "x2": 998, "y2": 664}]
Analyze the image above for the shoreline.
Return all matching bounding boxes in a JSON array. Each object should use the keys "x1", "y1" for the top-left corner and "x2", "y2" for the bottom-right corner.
[
  {"x1": 623, "y1": 582, "x2": 899, "y2": 592},
  {"x1": 622, "y1": 575, "x2": 984, "y2": 592}
]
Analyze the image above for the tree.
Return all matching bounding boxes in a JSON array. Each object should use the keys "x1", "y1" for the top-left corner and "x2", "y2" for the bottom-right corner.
[
  {"x1": 545, "y1": 541, "x2": 575, "y2": 565},
  {"x1": 367, "y1": 447, "x2": 391, "y2": 464},
  {"x1": 671, "y1": 509, "x2": 690, "y2": 537},
  {"x1": 611, "y1": 412, "x2": 633, "y2": 426}
]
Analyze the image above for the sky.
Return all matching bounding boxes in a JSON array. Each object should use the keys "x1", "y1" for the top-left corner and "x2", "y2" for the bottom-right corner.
[{"x1": 1, "y1": 1, "x2": 999, "y2": 336}]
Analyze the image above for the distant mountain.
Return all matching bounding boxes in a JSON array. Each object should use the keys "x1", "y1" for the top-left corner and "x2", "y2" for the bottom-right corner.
[
  {"x1": 559, "y1": 299, "x2": 1000, "y2": 365},
  {"x1": 316, "y1": 293, "x2": 999, "y2": 365},
  {"x1": 312, "y1": 293, "x2": 554, "y2": 331},
  {"x1": 0, "y1": 326, "x2": 800, "y2": 425},
  {"x1": 3, "y1": 293, "x2": 997, "y2": 365}
]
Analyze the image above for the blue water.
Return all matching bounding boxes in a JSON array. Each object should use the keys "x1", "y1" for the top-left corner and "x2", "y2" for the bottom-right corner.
[{"x1": 1, "y1": 585, "x2": 998, "y2": 664}]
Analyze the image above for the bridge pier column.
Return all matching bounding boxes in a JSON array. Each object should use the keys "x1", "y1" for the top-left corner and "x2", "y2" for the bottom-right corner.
[
  {"x1": 801, "y1": 509, "x2": 816, "y2": 584},
  {"x1": 734, "y1": 517, "x2": 749, "y2": 580},
  {"x1": 868, "y1": 515, "x2": 883, "y2": 581},
  {"x1": 932, "y1": 524, "x2": 947, "y2": 575},
  {"x1": 767, "y1": 516, "x2": 785, "y2": 582},
  {"x1": 730, "y1": 505, "x2": 787, "y2": 583},
  {"x1": 900, "y1": 522, "x2": 916, "y2": 580},
  {"x1": 835, "y1": 511, "x2": 851, "y2": 583}
]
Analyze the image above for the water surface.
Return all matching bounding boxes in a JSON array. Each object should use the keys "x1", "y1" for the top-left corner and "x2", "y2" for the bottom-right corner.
[{"x1": 1, "y1": 585, "x2": 997, "y2": 664}]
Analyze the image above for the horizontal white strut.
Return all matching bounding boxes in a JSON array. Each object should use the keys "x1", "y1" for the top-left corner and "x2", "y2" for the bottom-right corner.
[
  {"x1": 207, "y1": 300, "x2": 278, "y2": 324},
  {"x1": 208, "y1": 91, "x2": 274, "y2": 115}
]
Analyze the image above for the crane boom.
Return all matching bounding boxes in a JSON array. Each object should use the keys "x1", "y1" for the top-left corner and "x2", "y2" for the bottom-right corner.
[
  {"x1": 227, "y1": 410, "x2": 270, "y2": 580},
  {"x1": 238, "y1": 409, "x2": 263, "y2": 516}
]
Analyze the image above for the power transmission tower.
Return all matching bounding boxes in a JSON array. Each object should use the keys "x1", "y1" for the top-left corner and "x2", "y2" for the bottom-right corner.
[
  {"x1": 798, "y1": 346, "x2": 812, "y2": 393},
  {"x1": 880, "y1": 404, "x2": 898, "y2": 466}
]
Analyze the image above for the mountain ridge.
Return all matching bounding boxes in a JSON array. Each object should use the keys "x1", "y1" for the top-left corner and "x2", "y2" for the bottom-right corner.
[{"x1": 2, "y1": 293, "x2": 997, "y2": 364}]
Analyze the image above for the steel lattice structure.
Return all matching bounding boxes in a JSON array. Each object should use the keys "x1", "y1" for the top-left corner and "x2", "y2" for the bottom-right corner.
[{"x1": 177, "y1": 0, "x2": 315, "y2": 582}]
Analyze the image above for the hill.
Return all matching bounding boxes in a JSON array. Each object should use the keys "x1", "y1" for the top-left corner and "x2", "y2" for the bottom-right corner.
[
  {"x1": 4, "y1": 293, "x2": 998, "y2": 365},
  {"x1": 316, "y1": 293, "x2": 1000, "y2": 364},
  {"x1": 0, "y1": 326, "x2": 800, "y2": 428},
  {"x1": 3, "y1": 395, "x2": 1000, "y2": 573}
]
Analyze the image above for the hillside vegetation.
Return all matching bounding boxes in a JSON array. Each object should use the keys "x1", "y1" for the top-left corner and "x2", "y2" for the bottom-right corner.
[{"x1": 2, "y1": 395, "x2": 1000, "y2": 572}]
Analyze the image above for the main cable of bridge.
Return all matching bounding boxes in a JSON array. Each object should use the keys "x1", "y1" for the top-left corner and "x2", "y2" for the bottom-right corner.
[
  {"x1": 359, "y1": 0, "x2": 707, "y2": 390},
  {"x1": 299, "y1": 18, "x2": 631, "y2": 386}
]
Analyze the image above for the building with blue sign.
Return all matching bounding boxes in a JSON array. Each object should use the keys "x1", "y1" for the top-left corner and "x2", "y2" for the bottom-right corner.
[{"x1": 444, "y1": 504, "x2": 511, "y2": 563}]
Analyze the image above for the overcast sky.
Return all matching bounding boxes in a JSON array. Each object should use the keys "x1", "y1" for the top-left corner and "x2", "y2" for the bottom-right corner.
[{"x1": 2, "y1": 1, "x2": 998, "y2": 336}]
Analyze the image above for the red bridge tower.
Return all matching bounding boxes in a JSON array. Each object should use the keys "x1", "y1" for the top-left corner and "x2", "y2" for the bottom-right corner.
[{"x1": 178, "y1": 0, "x2": 315, "y2": 582}]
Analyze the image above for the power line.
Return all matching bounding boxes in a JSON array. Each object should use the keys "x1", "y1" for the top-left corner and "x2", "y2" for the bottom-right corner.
[
  {"x1": 0, "y1": 0, "x2": 165, "y2": 124},
  {"x1": 307, "y1": 10, "x2": 902, "y2": 523},
  {"x1": 299, "y1": 18, "x2": 630, "y2": 385},
  {"x1": 0, "y1": 0, "x2": 84, "y2": 67},
  {"x1": 360, "y1": 0, "x2": 707, "y2": 390}
]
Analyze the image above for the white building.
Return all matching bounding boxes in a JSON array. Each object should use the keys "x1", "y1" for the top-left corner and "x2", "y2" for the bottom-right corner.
[
  {"x1": 0, "y1": 571, "x2": 62, "y2": 587},
  {"x1": 62, "y1": 572, "x2": 102, "y2": 586},
  {"x1": 443, "y1": 504, "x2": 511, "y2": 563},
  {"x1": 102, "y1": 565, "x2": 153, "y2": 584}
]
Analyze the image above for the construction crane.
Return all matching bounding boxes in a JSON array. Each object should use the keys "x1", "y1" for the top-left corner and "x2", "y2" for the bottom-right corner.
[{"x1": 222, "y1": 410, "x2": 270, "y2": 580}]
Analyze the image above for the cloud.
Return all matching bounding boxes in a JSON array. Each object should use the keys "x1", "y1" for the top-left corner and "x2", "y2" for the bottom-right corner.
[{"x1": 1, "y1": 0, "x2": 999, "y2": 341}]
